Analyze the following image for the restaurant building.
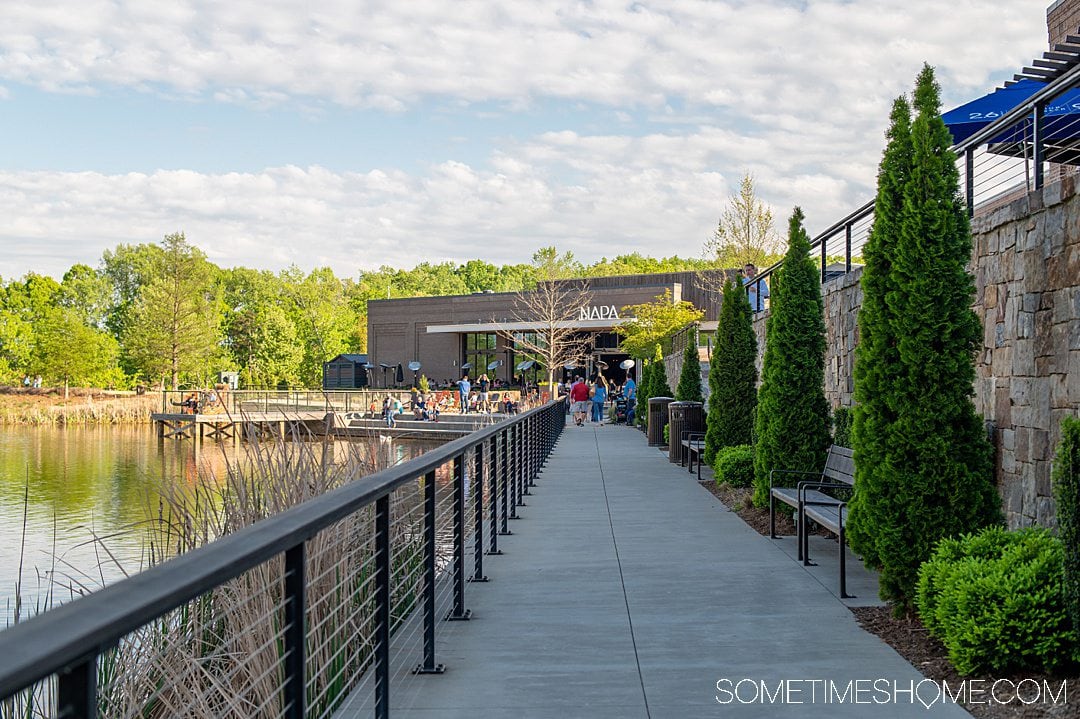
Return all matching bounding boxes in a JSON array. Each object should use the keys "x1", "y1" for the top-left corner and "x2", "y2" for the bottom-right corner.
[{"x1": 365, "y1": 271, "x2": 724, "y2": 388}]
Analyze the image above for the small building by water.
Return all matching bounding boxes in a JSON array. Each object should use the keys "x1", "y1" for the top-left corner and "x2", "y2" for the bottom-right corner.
[{"x1": 323, "y1": 353, "x2": 371, "y2": 389}]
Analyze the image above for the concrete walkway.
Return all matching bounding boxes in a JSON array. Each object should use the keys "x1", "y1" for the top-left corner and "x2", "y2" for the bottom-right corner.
[{"x1": 345, "y1": 422, "x2": 972, "y2": 718}]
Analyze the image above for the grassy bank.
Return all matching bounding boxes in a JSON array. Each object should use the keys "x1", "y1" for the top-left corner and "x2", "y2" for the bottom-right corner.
[{"x1": 0, "y1": 387, "x2": 158, "y2": 425}]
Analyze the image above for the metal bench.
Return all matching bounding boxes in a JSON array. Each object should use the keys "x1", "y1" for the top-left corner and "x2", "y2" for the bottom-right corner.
[
  {"x1": 768, "y1": 445, "x2": 856, "y2": 598},
  {"x1": 681, "y1": 431, "x2": 706, "y2": 480}
]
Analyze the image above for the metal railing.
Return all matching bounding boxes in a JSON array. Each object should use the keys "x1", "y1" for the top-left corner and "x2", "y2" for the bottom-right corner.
[
  {"x1": 160, "y1": 389, "x2": 424, "y2": 415},
  {"x1": 0, "y1": 400, "x2": 566, "y2": 718},
  {"x1": 753, "y1": 63, "x2": 1080, "y2": 294}
]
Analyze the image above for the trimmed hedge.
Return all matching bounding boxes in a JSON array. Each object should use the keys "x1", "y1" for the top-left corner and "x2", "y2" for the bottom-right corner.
[
  {"x1": 916, "y1": 526, "x2": 1079, "y2": 675},
  {"x1": 714, "y1": 444, "x2": 754, "y2": 488},
  {"x1": 832, "y1": 406, "x2": 852, "y2": 448}
]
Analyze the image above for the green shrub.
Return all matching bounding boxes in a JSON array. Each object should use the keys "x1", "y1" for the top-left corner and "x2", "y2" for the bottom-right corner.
[
  {"x1": 916, "y1": 526, "x2": 1079, "y2": 675},
  {"x1": 675, "y1": 327, "x2": 703, "y2": 403},
  {"x1": 714, "y1": 445, "x2": 754, "y2": 487},
  {"x1": 704, "y1": 277, "x2": 756, "y2": 465},
  {"x1": 832, "y1": 406, "x2": 852, "y2": 447},
  {"x1": 1053, "y1": 415, "x2": 1080, "y2": 635},
  {"x1": 662, "y1": 423, "x2": 670, "y2": 445}
]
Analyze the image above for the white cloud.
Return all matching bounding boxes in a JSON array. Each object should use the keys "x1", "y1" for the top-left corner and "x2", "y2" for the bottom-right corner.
[{"x1": 0, "y1": 0, "x2": 1058, "y2": 278}]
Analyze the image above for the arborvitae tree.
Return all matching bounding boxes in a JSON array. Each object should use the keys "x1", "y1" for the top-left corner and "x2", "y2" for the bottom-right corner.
[
  {"x1": 635, "y1": 348, "x2": 656, "y2": 427},
  {"x1": 751, "y1": 208, "x2": 831, "y2": 507},
  {"x1": 849, "y1": 65, "x2": 1001, "y2": 609},
  {"x1": 675, "y1": 327, "x2": 704, "y2": 403},
  {"x1": 1053, "y1": 416, "x2": 1080, "y2": 636},
  {"x1": 651, "y1": 343, "x2": 673, "y2": 399},
  {"x1": 846, "y1": 96, "x2": 912, "y2": 568},
  {"x1": 704, "y1": 277, "x2": 757, "y2": 465}
]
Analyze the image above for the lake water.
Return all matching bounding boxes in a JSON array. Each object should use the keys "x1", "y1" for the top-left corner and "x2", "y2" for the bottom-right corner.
[{"x1": 0, "y1": 425, "x2": 429, "y2": 626}]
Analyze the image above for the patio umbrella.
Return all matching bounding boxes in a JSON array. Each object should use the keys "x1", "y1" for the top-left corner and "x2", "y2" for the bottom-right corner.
[{"x1": 395, "y1": 363, "x2": 404, "y2": 385}]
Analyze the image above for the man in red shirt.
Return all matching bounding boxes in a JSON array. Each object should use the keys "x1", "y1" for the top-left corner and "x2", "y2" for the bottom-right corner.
[{"x1": 570, "y1": 376, "x2": 590, "y2": 427}]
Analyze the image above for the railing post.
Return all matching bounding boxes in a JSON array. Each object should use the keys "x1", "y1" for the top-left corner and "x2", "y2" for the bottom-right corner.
[
  {"x1": 374, "y1": 494, "x2": 390, "y2": 719},
  {"x1": 447, "y1": 455, "x2": 472, "y2": 619},
  {"x1": 500, "y1": 429, "x2": 512, "y2": 535},
  {"x1": 415, "y1": 470, "x2": 444, "y2": 674},
  {"x1": 518, "y1": 422, "x2": 530, "y2": 499},
  {"x1": 965, "y1": 147, "x2": 975, "y2": 218},
  {"x1": 283, "y1": 543, "x2": 306, "y2": 719},
  {"x1": 488, "y1": 434, "x2": 504, "y2": 552},
  {"x1": 844, "y1": 223, "x2": 852, "y2": 274},
  {"x1": 820, "y1": 237, "x2": 827, "y2": 284},
  {"x1": 472, "y1": 444, "x2": 490, "y2": 578},
  {"x1": 1033, "y1": 101, "x2": 1046, "y2": 191},
  {"x1": 507, "y1": 424, "x2": 519, "y2": 519},
  {"x1": 57, "y1": 656, "x2": 96, "y2": 719}
]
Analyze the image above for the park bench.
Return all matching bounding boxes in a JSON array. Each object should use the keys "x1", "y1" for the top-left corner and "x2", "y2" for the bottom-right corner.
[
  {"x1": 681, "y1": 431, "x2": 706, "y2": 480},
  {"x1": 768, "y1": 445, "x2": 856, "y2": 598}
]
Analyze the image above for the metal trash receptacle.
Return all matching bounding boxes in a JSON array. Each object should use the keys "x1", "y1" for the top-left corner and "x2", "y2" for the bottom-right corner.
[
  {"x1": 668, "y1": 401, "x2": 705, "y2": 462},
  {"x1": 647, "y1": 397, "x2": 674, "y2": 446}
]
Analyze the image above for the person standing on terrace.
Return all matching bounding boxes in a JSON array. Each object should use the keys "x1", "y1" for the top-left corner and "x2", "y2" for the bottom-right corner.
[{"x1": 743, "y1": 263, "x2": 770, "y2": 312}]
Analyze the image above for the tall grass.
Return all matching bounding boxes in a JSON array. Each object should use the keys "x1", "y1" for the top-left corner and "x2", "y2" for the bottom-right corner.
[
  {"x1": 1, "y1": 426, "x2": 433, "y2": 719},
  {"x1": 0, "y1": 392, "x2": 158, "y2": 426}
]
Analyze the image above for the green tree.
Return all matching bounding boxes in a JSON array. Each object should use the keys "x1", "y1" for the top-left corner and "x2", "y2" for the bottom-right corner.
[
  {"x1": 704, "y1": 172, "x2": 783, "y2": 270},
  {"x1": 752, "y1": 208, "x2": 830, "y2": 507},
  {"x1": 122, "y1": 233, "x2": 222, "y2": 389},
  {"x1": 57, "y1": 264, "x2": 113, "y2": 329},
  {"x1": 101, "y1": 242, "x2": 165, "y2": 340},
  {"x1": 282, "y1": 266, "x2": 357, "y2": 387},
  {"x1": 675, "y1": 327, "x2": 703, "y2": 403},
  {"x1": 636, "y1": 344, "x2": 672, "y2": 428},
  {"x1": 33, "y1": 308, "x2": 121, "y2": 397},
  {"x1": 846, "y1": 96, "x2": 912, "y2": 568},
  {"x1": 222, "y1": 269, "x2": 303, "y2": 388},
  {"x1": 704, "y1": 277, "x2": 757, "y2": 465},
  {"x1": 847, "y1": 65, "x2": 1001, "y2": 609},
  {"x1": 618, "y1": 289, "x2": 703, "y2": 360},
  {"x1": 1053, "y1": 416, "x2": 1080, "y2": 637}
]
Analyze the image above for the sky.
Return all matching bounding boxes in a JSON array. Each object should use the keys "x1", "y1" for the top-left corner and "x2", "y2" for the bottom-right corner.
[{"x1": 0, "y1": 0, "x2": 1052, "y2": 280}]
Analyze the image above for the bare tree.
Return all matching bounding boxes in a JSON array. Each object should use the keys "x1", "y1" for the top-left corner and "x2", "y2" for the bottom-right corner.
[
  {"x1": 703, "y1": 172, "x2": 782, "y2": 271},
  {"x1": 497, "y1": 248, "x2": 595, "y2": 395}
]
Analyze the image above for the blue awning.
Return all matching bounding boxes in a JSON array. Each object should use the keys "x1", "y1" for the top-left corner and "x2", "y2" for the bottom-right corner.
[{"x1": 942, "y1": 79, "x2": 1080, "y2": 146}]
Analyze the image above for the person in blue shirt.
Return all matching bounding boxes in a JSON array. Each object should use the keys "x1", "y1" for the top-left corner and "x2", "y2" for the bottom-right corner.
[
  {"x1": 457, "y1": 374, "x2": 471, "y2": 413},
  {"x1": 743, "y1": 263, "x2": 770, "y2": 312},
  {"x1": 623, "y1": 375, "x2": 637, "y2": 424},
  {"x1": 591, "y1": 375, "x2": 608, "y2": 425}
]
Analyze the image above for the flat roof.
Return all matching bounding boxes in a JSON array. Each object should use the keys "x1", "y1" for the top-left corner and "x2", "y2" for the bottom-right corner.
[{"x1": 426, "y1": 318, "x2": 628, "y2": 333}]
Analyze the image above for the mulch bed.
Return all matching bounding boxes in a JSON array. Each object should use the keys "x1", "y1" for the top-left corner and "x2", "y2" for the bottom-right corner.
[{"x1": 702, "y1": 478, "x2": 1080, "y2": 718}]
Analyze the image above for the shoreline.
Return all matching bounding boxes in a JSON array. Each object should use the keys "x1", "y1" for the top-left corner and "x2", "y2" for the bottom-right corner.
[{"x1": 0, "y1": 387, "x2": 158, "y2": 425}]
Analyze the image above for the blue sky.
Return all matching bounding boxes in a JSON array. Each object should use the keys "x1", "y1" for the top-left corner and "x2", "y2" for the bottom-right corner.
[{"x1": 0, "y1": 0, "x2": 1050, "y2": 279}]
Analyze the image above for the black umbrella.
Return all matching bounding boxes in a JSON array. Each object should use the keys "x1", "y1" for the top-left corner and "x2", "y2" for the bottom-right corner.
[{"x1": 395, "y1": 363, "x2": 404, "y2": 385}]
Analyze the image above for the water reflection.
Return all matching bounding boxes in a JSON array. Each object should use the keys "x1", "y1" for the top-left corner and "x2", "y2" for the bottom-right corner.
[{"x1": 0, "y1": 426, "x2": 438, "y2": 624}]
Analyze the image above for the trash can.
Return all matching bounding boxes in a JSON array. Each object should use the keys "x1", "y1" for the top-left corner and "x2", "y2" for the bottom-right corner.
[
  {"x1": 668, "y1": 401, "x2": 705, "y2": 462},
  {"x1": 647, "y1": 397, "x2": 674, "y2": 446}
]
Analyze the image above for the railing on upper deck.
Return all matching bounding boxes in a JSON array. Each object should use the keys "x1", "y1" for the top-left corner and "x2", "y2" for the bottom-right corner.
[
  {"x1": 0, "y1": 400, "x2": 566, "y2": 719},
  {"x1": 751, "y1": 61, "x2": 1080, "y2": 296}
]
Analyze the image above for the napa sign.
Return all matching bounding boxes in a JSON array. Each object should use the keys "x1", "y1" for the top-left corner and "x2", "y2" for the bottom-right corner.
[{"x1": 579, "y1": 305, "x2": 620, "y2": 321}]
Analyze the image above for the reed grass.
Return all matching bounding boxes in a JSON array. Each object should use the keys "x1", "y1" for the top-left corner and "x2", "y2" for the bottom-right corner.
[
  {"x1": 0, "y1": 391, "x2": 158, "y2": 426},
  {"x1": 1, "y1": 426, "x2": 434, "y2": 718}
]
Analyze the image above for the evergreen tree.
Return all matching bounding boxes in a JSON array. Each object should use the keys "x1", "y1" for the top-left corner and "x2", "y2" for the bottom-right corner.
[
  {"x1": 704, "y1": 277, "x2": 757, "y2": 465},
  {"x1": 752, "y1": 208, "x2": 831, "y2": 507},
  {"x1": 675, "y1": 327, "x2": 703, "y2": 403},
  {"x1": 651, "y1": 343, "x2": 673, "y2": 399},
  {"x1": 849, "y1": 65, "x2": 1001, "y2": 609},
  {"x1": 846, "y1": 96, "x2": 912, "y2": 567},
  {"x1": 1053, "y1": 416, "x2": 1080, "y2": 636}
]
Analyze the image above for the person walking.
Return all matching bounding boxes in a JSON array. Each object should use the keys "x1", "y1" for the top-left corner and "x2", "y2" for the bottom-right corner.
[
  {"x1": 569, "y1": 375, "x2": 590, "y2": 426},
  {"x1": 383, "y1": 396, "x2": 396, "y2": 428},
  {"x1": 457, "y1": 374, "x2": 471, "y2": 413},
  {"x1": 743, "y1": 262, "x2": 770, "y2": 313},
  {"x1": 591, "y1": 374, "x2": 608, "y2": 426},
  {"x1": 478, "y1": 373, "x2": 491, "y2": 412}
]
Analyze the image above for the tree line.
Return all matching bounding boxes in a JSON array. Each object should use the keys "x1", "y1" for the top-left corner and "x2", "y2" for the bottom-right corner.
[{"x1": 0, "y1": 235, "x2": 717, "y2": 391}]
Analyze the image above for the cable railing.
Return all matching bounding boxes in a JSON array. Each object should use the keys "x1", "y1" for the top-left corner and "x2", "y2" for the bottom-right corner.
[
  {"x1": 752, "y1": 62, "x2": 1080, "y2": 295},
  {"x1": 0, "y1": 400, "x2": 566, "y2": 719}
]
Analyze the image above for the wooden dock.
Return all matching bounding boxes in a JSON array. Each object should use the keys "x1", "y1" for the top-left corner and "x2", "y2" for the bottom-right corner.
[{"x1": 151, "y1": 411, "x2": 328, "y2": 440}]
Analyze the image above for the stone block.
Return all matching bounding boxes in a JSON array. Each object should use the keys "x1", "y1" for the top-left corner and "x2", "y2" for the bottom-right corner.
[
  {"x1": 1022, "y1": 473, "x2": 1037, "y2": 516},
  {"x1": 1034, "y1": 310, "x2": 1055, "y2": 356},
  {"x1": 1017, "y1": 311, "x2": 1034, "y2": 339},
  {"x1": 1016, "y1": 427, "x2": 1031, "y2": 462},
  {"x1": 1035, "y1": 458, "x2": 1052, "y2": 495},
  {"x1": 1070, "y1": 351, "x2": 1080, "y2": 403},
  {"x1": 1014, "y1": 339, "x2": 1036, "y2": 375},
  {"x1": 1024, "y1": 248, "x2": 1049, "y2": 286},
  {"x1": 992, "y1": 345, "x2": 1011, "y2": 373},
  {"x1": 984, "y1": 283, "x2": 998, "y2": 309},
  {"x1": 1032, "y1": 430, "x2": 1051, "y2": 462},
  {"x1": 994, "y1": 384, "x2": 1012, "y2": 426},
  {"x1": 1000, "y1": 224, "x2": 1017, "y2": 251},
  {"x1": 1005, "y1": 477, "x2": 1024, "y2": 515},
  {"x1": 1071, "y1": 319, "x2": 1080, "y2": 351},
  {"x1": 1036, "y1": 354, "x2": 1060, "y2": 376},
  {"x1": 1036, "y1": 497, "x2": 1057, "y2": 529},
  {"x1": 1011, "y1": 377, "x2": 1032, "y2": 406},
  {"x1": 1052, "y1": 373, "x2": 1070, "y2": 408},
  {"x1": 1023, "y1": 292, "x2": 1041, "y2": 313},
  {"x1": 1053, "y1": 288, "x2": 1073, "y2": 324},
  {"x1": 1004, "y1": 293, "x2": 1019, "y2": 336},
  {"x1": 1002, "y1": 428, "x2": 1016, "y2": 451},
  {"x1": 1001, "y1": 447, "x2": 1017, "y2": 473}
]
